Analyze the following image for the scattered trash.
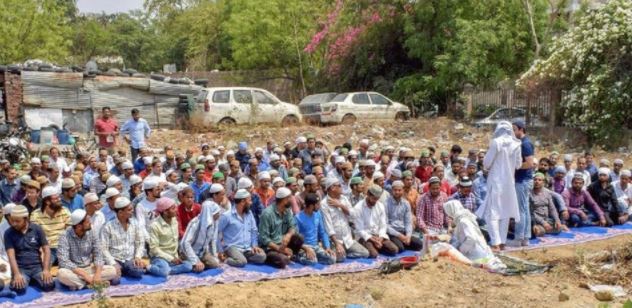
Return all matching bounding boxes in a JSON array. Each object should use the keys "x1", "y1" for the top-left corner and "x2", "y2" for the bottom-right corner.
[{"x1": 589, "y1": 285, "x2": 627, "y2": 301}]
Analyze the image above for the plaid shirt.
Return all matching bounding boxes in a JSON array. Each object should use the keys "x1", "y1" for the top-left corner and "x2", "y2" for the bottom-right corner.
[
  {"x1": 448, "y1": 191, "x2": 482, "y2": 213},
  {"x1": 57, "y1": 227, "x2": 103, "y2": 270},
  {"x1": 101, "y1": 219, "x2": 145, "y2": 265},
  {"x1": 416, "y1": 192, "x2": 449, "y2": 231}
]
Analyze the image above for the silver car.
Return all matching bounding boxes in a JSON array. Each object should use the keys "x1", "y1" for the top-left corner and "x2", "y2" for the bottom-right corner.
[{"x1": 474, "y1": 107, "x2": 547, "y2": 128}]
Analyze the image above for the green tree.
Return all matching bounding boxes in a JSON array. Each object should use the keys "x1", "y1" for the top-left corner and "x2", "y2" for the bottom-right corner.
[
  {"x1": 518, "y1": 0, "x2": 632, "y2": 148},
  {"x1": 0, "y1": 0, "x2": 72, "y2": 64}
]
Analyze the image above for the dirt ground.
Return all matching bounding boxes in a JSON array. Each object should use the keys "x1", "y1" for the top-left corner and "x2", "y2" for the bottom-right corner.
[
  {"x1": 142, "y1": 117, "x2": 632, "y2": 165},
  {"x1": 78, "y1": 235, "x2": 632, "y2": 308},
  {"x1": 75, "y1": 118, "x2": 632, "y2": 307}
]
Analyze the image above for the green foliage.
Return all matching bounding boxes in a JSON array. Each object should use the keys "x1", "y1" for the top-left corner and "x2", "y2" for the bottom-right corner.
[
  {"x1": 0, "y1": 0, "x2": 72, "y2": 64},
  {"x1": 518, "y1": 0, "x2": 632, "y2": 148}
]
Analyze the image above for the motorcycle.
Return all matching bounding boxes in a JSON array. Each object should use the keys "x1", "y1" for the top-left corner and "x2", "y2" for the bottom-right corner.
[{"x1": 0, "y1": 124, "x2": 30, "y2": 165}]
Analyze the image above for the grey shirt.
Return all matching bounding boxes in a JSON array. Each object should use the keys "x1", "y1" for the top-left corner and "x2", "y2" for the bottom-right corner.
[
  {"x1": 529, "y1": 189, "x2": 560, "y2": 225},
  {"x1": 385, "y1": 196, "x2": 413, "y2": 237}
]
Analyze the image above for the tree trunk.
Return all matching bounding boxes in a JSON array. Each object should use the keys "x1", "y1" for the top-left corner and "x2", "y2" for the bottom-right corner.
[{"x1": 522, "y1": 0, "x2": 541, "y2": 58}]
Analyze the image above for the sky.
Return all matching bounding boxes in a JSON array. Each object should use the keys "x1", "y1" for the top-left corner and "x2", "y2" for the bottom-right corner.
[{"x1": 77, "y1": 0, "x2": 144, "y2": 14}]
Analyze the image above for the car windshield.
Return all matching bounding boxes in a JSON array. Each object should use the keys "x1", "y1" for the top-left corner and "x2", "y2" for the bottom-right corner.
[
  {"x1": 301, "y1": 93, "x2": 336, "y2": 104},
  {"x1": 330, "y1": 94, "x2": 348, "y2": 102}
]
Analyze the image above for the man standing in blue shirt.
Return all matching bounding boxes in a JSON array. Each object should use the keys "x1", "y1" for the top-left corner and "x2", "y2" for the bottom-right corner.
[
  {"x1": 512, "y1": 120, "x2": 535, "y2": 247},
  {"x1": 216, "y1": 189, "x2": 266, "y2": 267},
  {"x1": 0, "y1": 167, "x2": 18, "y2": 205},
  {"x1": 120, "y1": 109, "x2": 151, "y2": 163}
]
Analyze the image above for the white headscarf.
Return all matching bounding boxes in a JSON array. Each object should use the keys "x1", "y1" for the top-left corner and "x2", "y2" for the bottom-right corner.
[
  {"x1": 493, "y1": 121, "x2": 517, "y2": 139},
  {"x1": 181, "y1": 200, "x2": 221, "y2": 256},
  {"x1": 443, "y1": 200, "x2": 483, "y2": 238}
]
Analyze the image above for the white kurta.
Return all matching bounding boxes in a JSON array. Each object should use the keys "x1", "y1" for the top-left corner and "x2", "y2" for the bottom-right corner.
[
  {"x1": 453, "y1": 218, "x2": 494, "y2": 261},
  {"x1": 476, "y1": 121, "x2": 522, "y2": 222}
]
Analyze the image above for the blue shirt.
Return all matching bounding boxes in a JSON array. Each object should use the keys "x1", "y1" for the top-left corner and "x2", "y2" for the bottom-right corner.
[
  {"x1": 473, "y1": 173, "x2": 488, "y2": 201},
  {"x1": 235, "y1": 151, "x2": 251, "y2": 172},
  {"x1": 295, "y1": 210, "x2": 330, "y2": 249},
  {"x1": 61, "y1": 194, "x2": 85, "y2": 212},
  {"x1": 133, "y1": 158, "x2": 145, "y2": 174},
  {"x1": 515, "y1": 135, "x2": 534, "y2": 183},
  {"x1": 250, "y1": 194, "x2": 264, "y2": 226},
  {"x1": 4, "y1": 223, "x2": 48, "y2": 269},
  {"x1": 0, "y1": 179, "x2": 19, "y2": 205},
  {"x1": 216, "y1": 207, "x2": 258, "y2": 252},
  {"x1": 190, "y1": 181, "x2": 210, "y2": 203},
  {"x1": 101, "y1": 205, "x2": 116, "y2": 222},
  {"x1": 120, "y1": 118, "x2": 151, "y2": 149}
]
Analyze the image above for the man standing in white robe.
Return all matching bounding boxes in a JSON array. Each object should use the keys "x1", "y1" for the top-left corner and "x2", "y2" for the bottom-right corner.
[{"x1": 476, "y1": 121, "x2": 521, "y2": 251}]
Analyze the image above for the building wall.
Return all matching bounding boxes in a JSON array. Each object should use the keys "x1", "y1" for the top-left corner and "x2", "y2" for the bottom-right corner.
[{"x1": 3, "y1": 72, "x2": 22, "y2": 122}]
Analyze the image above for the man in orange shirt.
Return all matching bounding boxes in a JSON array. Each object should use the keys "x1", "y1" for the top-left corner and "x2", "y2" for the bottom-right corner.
[
  {"x1": 254, "y1": 172, "x2": 274, "y2": 208},
  {"x1": 94, "y1": 107, "x2": 119, "y2": 154}
]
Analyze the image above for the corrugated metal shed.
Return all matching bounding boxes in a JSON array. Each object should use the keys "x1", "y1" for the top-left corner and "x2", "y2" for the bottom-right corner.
[{"x1": 18, "y1": 72, "x2": 198, "y2": 130}]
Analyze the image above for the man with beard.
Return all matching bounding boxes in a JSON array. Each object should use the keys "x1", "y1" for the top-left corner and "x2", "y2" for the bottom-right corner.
[
  {"x1": 339, "y1": 162, "x2": 354, "y2": 197},
  {"x1": 296, "y1": 175, "x2": 320, "y2": 210},
  {"x1": 95, "y1": 107, "x2": 119, "y2": 153},
  {"x1": 5, "y1": 205, "x2": 55, "y2": 294},
  {"x1": 61, "y1": 178, "x2": 84, "y2": 212},
  {"x1": 588, "y1": 168, "x2": 629, "y2": 226},
  {"x1": 530, "y1": 173, "x2": 563, "y2": 237},
  {"x1": 269, "y1": 154, "x2": 288, "y2": 181},
  {"x1": 148, "y1": 198, "x2": 193, "y2": 277},
  {"x1": 102, "y1": 197, "x2": 147, "y2": 279},
  {"x1": 320, "y1": 178, "x2": 369, "y2": 261},
  {"x1": 28, "y1": 158, "x2": 44, "y2": 181},
  {"x1": 237, "y1": 178, "x2": 264, "y2": 225},
  {"x1": 202, "y1": 155, "x2": 218, "y2": 183},
  {"x1": 562, "y1": 174, "x2": 606, "y2": 227},
  {"x1": 417, "y1": 177, "x2": 450, "y2": 236},
  {"x1": 294, "y1": 193, "x2": 336, "y2": 265},
  {"x1": 348, "y1": 177, "x2": 365, "y2": 206},
  {"x1": 57, "y1": 209, "x2": 120, "y2": 290},
  {"x1": 386, "y1": 181, "x2": 422, "y2": 252},
  {"x1": 90, "y1": 163, "x2": 110, "y2": 196},
  {"x1": 258, "y1": 188, "x2": 308, "y2": 268},
  {"x1": 415, "y1": 150, "x2": 434, "y2": 184},
  {"x1": 445, "y1": 159, "x2": 463, "y2": 187},
  {"x1": 299, "y1": 135, "x2": 317, "y2": 175},
  {"x1": 610, "y1": 159, "x2": 624, "y2": 183},
  {"x1": 354, "y1": 185, "x2": 399, "y2": 258},
  {"x1": 613, "y1": 170, "x2": 632, "y2": 218},
  {"x1": 31, "y1": 186, "x2": 71, "y2": 265},
  {"x1": 136, "y1": 179, "x2": 162, "y2": 240},
  {"x1": 217, "y1": 189, "x2": 267, "y2": 267},
  {"x1": 0, "y1": 167, "x2": 19, "y2": 205}
]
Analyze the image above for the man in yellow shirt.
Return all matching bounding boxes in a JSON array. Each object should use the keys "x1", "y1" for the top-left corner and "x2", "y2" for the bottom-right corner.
[
  {"x1": 147, "y1": 197, "x2": 193, "y2": 277},
  {"x1": 31, "y1": 186, "x2": 70, "y2": 266}
]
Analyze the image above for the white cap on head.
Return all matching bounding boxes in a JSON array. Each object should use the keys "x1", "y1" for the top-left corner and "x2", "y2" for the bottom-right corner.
[
  {"x1": 62, "y1": 178, "x2": 76, "y2": 189},
  {"x1": 209, "y1": 183, "x2": 224, "y2": 194},
  {"x1": 104, "y1": 187, "x2": 120, "y2": 199},
  {"x1": 143, "y1": 156, "x2": 153, "y2": 164},
  {"x1": 42, "y1": 186, "x2": 59, "y2": 199},
  {"x1": 598, "y1": 167, "x2": 611, "y2": 176},
  {"x1": 360, "y1": 139, "x2": 369, "y2": 146},
  {"x1": 211, "y1": 149, "x2": 220, "y2": 156},
  {"x1": 143, "y1": 178, "x2": 158, "y2": 190},
  {"x1": 275, "y1": 187, "x2": 291, "y2": 199},
  {"x1": 258, "y1": 171, "x2": 271, "y2": 181},
  {"x1": 31, "y1": 157, "x2": 41, "y2": 164},
  {"x1": 206, "y1": 155, "x2": 216, "y2": 162},
  {"x1": 122, "y1": 161, "x2": 133, "y2": 170},
  {"x1": 2, "y1": 203, "x2": 16, "y2": 215},
  {"x1": 296, "y1": 136, "x2": 307, "y2": 144},
  {"x1": 226, "y1": 150, "x2": 235, "y2": 156},
  {"x1": 325, "y1": 177, "x2": 340, "y2": 190},
  {"x1": 564, "y1": 154, "x2": 573, "y2": 162},
  {"x1": 234, "y1": 189, "x2": 251, "y2": 199},
  {"x1": 372, "y1": 171, "x2": 385, "y2": 180},
  {"x1": 83, "y1": 193, "x2": 99, "y2": 204},
  {"x1": 255, "y1": 147, "x2": 263, "y2": 154},
  {"x1": 272, "y1": 177, "x2": 285, "y2": 185},
  {"x1": 106, "y1": 175, "x2": 121, "y2": 187},
  {"x1": 238, "y1": 177, "x2": 253, "y2": 189},
  {"x1": 348, "y1": 150, "x2": 358, "y2": 157},
  {"x1": 614, "y1": 159, "x2": 624, "y2": 165},
  {"x1": 114, "y1": 197, "x2": 131, "y2": 209},
  {"x1": 334, "y1": 156, "x2": 345, "y2": 164},
  {"x1": 70, "y1": 209, "x2": 87, "y2": 226},
  {"x1": 365, "y1": 160, "x2": 376, "y2": 167},
  {"x1": 621, "y1": 170, "x2": 632, "y2": 178},
  {"x1": 129, "y1": 175, "x2": 142, "y2": 186},
  {"x1": 270, "y1": 154, "x2": 280, "y2": 161}
]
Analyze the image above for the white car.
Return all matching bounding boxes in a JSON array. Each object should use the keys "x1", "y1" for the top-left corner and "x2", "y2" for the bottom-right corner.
[
  {"x1": 194, "y1": 87, "x2": 302, "y2": 126},
  {"x1": 319, "y1": 92, "x2": 410, "y2": 124}
]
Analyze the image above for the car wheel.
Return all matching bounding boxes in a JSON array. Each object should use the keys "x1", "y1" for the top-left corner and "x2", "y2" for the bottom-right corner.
[
  {"x1": 342, "y1": 114, "x2": 356, "y2": 125},
  {"x1": 395, "y1": 112, "x2": 408, "y2": 121},
  {"x1": 281, "y1": 115, "x2": 299, "y2": 126},
  {"x1": 218, "y1": 118, "x2": 236, "y2": 128}
]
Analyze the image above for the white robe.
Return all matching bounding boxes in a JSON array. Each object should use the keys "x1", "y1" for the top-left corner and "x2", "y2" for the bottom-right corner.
[{"x1": 476, "y1": 121, "x2": 522, "y2": 222}]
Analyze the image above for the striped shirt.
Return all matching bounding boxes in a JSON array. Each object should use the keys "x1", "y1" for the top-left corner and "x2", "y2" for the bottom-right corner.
[
  {"x1": 31, "y1": 207, "x2": 71, "y2": 248},
  {"x1": 101, "y1": 219, "x2": 145, "y2": 265},
  {"x1": 57, "y1": 227, "x2": 103, "y2": 269}
]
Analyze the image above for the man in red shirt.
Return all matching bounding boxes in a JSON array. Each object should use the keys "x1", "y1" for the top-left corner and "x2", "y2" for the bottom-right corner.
[
  {"x1": 176, "y1": 187, "x2": 201, "y2": 239},
  {"x1": 95, "y1": 107, "x2": 119, "y2": 153},
  {"x1": 415, "y1": 150, "x2": 434, "y2": 184}
]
